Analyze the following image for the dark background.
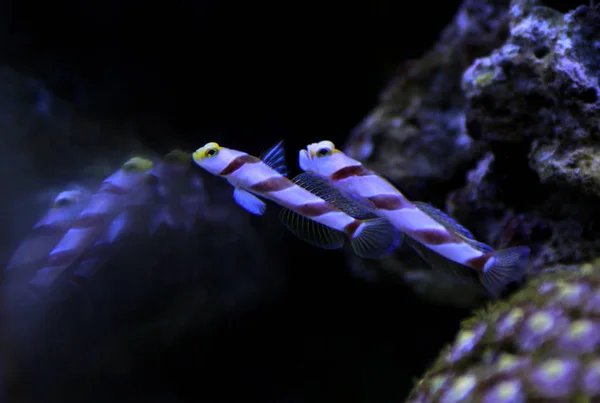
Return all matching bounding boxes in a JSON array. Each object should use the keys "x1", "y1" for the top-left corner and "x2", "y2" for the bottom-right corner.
[{"x1": 1, "y1": 0, "x2": 469, "y2": 401}]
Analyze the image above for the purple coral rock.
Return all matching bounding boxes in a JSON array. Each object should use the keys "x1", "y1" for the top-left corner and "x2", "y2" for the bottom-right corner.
[
  {"x1": 494, "y1": 307, "x2": 525, "y2": 341},
  {"x1": 482, "y1": 379, "x2": 525, "y2": 403},
  {"x1": 581, "y1": 359, "x2": 600, "y2": 396},
  {"x1": 537, "y1": 282, "x2": 555, "y2": 295},
  {"x1": 440, "y1": 374, "x2": 478, "y2": 403},
  {"x1": 495, "y1": 354, "x2": 531, "y2": 375},
  {"x1": 516, "y1": 309, "x2": 566, "y2": 351},
  {"x1": 447, "y1": 322, "x2": 488, "y2": 363},
  {"x1": 584, "y1": 290, "x2": 600, "y2": 315},
  {"x1": 557, "y1": 319, "x2": 600, "y2": 353},
  {"x1": 528, "y1": 358, "x2": 579, "y2": 398},
  {"x1": 555, "y1": 283, "x2": 590, "y2": 309}
]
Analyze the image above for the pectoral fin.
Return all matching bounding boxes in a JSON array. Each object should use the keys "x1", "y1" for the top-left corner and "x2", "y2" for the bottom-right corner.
[
  {"x1": 233, "y1": 188, "x2": 267, "y2": 216},
  {"x1": 349, "y1": 217, "x2": 403, "y2": 259}
]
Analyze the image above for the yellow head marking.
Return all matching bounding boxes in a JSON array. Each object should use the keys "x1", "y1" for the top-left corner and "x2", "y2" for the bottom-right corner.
[
  {"x1": 164, "y1": 149, "x2": 192, "y2": 166},
  {"x1": 310, "y1": 140, "x2": 340, "y2": 158},
  {"x1": 193, "y1": 142, "x2": 221, "y2": 162},
  {"x1": 122, "y1": 157, "x2": 154, "y2": 172}
]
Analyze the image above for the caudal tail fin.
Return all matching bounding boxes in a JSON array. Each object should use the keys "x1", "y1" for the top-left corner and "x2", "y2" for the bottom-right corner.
[
  {"x1": 350, "y1": 217, "x2": 403, "y2": 259},
  {"x1": 480, "y1": 246, "x2": 530, "y2": 299}
]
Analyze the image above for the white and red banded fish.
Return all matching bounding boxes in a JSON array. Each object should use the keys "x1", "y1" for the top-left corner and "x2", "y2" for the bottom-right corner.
[
  {"x1": 28, "y1": 156, "x2": 156, "y2": 289},
  {"x1": 192, "y1": 141, "x2": 401, "y2": 259},
  {"x1": 299, "y1": 140, "x2": 530, "y2": 298},
  {"x1": 4, "y1": 188, "x2": 91, "y2": 281}
]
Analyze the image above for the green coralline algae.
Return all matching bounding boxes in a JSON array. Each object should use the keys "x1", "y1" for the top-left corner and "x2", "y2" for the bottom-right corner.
[{"x1": 407, "y1": 259, "x2": 600, "y2": 401}]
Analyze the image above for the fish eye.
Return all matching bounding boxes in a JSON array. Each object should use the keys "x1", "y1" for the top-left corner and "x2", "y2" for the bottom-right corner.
[
  {"x1": 53, "y1": 197, "x2": 72, "y2": 208},
  {"x1": 317, "y1": 147, "x2": 331, "y2": 157},
  {"x1": 205, "y1": 148, "x2": 219, "y2": 158},
  {"x1": 122, "y1": 161, "x2": 139, "y2": 172}
]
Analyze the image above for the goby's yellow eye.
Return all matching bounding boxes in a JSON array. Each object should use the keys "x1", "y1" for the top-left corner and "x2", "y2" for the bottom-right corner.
[
  {"x1": 53, "y1": 197, "x2": 73, "y2": 208},
  {"x1": 316, "y1": 147, "x2": 332, "y2": 157},
  {"x1": 194, "y1": 142, "x2": 221, "y2": 161}
]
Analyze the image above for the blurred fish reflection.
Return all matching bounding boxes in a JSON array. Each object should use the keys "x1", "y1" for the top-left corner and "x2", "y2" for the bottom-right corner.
[{"x1": 1, "y1": 150, "x2": 283, "y2": 402}]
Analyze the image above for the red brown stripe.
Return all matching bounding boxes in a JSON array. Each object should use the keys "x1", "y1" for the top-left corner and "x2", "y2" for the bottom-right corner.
[
  {"x1": 343, "y1": 220, "x2": 362, "y2": 237},
  {"x1": 409, "y1": 229, "x2": 456, "y2": 245},
  {"x1": 72, "y1": 213, "x2": 110, "y2": 228},
  {"x1": 331, "y1": 165, "x2": 370, "y2": 181},
  {"x1": 466, "y1": 253, "x2": 494, "y2": 272},
  {"x1": 219, "y1": 154, "x2": 260, "y2": 176},
  {"x1": 99, "y1": 182, "x2": 129, "y2": 195},
  {"x1": 367, "y1": 194, "x2": 411, "y2": 210},
  {"x1": 294, "y1": 202, "x2": 337, "y2": 217},
  {"x1": 250, "y1": 176, "x2": 294, "y2": 193}
]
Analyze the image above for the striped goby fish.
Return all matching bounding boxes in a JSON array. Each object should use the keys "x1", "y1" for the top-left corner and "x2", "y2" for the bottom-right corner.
[
  {"x1": 299, "y1": 140, "x2": 530, "y2": 298},
  {"x1": 28, "y1": 156, "x2": 155, "y2": 289},
  {"x1": 192, "y1": 141, "x2": 401, "y2": 259},
  {"x1": 4, "y1": 188, "x2": 91, "y2": 281}
]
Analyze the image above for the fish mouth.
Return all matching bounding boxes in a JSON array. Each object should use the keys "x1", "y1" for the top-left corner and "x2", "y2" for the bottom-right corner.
[
  {"x1": 192, "y1": 149, "x2": 203, "y2": 163},
  {"x1": 298, "y1": 149, "x2": 312, "y2": 172}
]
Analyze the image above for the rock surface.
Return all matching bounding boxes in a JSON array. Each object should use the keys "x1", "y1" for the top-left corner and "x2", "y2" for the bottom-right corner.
[{"x1": 407, "y1": 258, "x2": 600, "y2": 401}]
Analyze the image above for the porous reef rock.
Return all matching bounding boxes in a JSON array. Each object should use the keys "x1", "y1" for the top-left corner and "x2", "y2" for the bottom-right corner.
[
  {"x1": 456, "y1": 0, "x2": 600, "y2": 274},
  {"x1": 345, "y1": 0, "x2": 600, "y2": 306},
  {"x1": 407, "y1": 258, "x2": 600, "y2": 401},
  {"x1": 341, "y1": 0, "x2": 600, "y2": 399}
]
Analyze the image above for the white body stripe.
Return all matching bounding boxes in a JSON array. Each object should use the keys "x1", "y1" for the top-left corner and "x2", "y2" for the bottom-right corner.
[{"x1": 423, "y1": 241, "x2": 483, "y2": 263}]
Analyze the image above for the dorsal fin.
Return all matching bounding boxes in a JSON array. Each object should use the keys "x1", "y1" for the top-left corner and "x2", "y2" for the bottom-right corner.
[
  {"x1": 381, "y1": 174, "x2": 414, "y2": 200},
  {"x1": 260, "y1": 140, "x2": 287, "y2": 177},
  {"x1": 413, "y1": 201, "x2": 476, "y2": 241},
  {"x1": 292, "y1": 172, "x2": 374, "y2": 219}
]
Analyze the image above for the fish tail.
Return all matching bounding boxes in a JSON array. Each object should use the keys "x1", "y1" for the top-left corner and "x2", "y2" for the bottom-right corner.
[
  {"x1": 350, "y1": 217, "x2": 403, "y2": 259},
  {"x1": 479, "y1": 246, "x2": 530, "y2": 299}
]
